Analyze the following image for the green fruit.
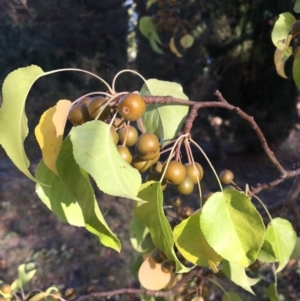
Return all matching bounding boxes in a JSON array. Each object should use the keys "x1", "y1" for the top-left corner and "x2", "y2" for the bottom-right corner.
[
  {"x1": 88, "y1": 96, "x2": 111, "y2": 120},
  {"x1": 131, "y1": 156, "x2": 152, "y2": 172},
  {"x1": 118, "y1": 126, "x2": 138, "y2": 147},
  {"x1": 219, "y1": 169, "x2": 234, "y2": 185},
  {"x1": 184, "y1": 162, "x2": 203, "y2": 184},
  {"x1": 117, "y1": 146, "x2": 132, "y2": 163},
  {"x1": 163, "y1": 161, "x2": 186, "y2": 185},
  {"x1": 110, "y1": 128, "x2": 119, "y2": 145},
  {"x1": 152, "y1": 249, "x2": 167, "y2": 263},
  {"x1": 179, "y1": 206, "x2": 194, "y2": 219},
  {"x1": 170, "y1": 196, "x2": 182, "y2": 208},
  {"x1": 117, "y1": 93, "x2": 146, "y2": 121},
  {"x1": 176, "y1": 176, "x2": 194, "y2": 195},
  {"x1": 68, "y1": 97, "x2": 91, "y2": 125},
  {"x1": 136, "y1": 133, "x2": 160, "y2": 157},
  {"x1": 161, "y1": 260, "x2": 175, "y2": 273}
]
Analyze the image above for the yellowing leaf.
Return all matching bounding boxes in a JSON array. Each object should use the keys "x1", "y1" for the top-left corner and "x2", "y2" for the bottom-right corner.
[
  {"x1": 169, "y1": 37, "x2": 182, "y2": 57},
  {"x1": 274, "y1": 49, "x2": 288, "y2": 78},
  {"x1": 35, "y1": 100, "x2": 72, "y2": 174},
  {"x1": 174, "y1": 210, "x2": 222, "y2": 272},
  {"x1": 0, "y1": 65, "x2": 44, "y2": 181}
]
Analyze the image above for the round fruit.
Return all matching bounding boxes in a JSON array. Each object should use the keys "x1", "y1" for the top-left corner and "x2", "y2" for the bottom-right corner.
[
  {"x1": 176, "y1": 176, "x2": 194, "y2": 195},
  {"x1": 184, "y1": 163, "x2": 203, "y2": 184},
  {"x1": 179, "y1": 206, "x2": 194, "y2": 219},
  {"x1": 110, "y1": 128, "x2": 119, "y2": 145},
  {"x1": 131, "y1": 156, "x2": 152, "y2": 172},
  {"x1": 161, "y1": 260, "x2": 175, "y2": 273},
  {"x1": 117, "y1": 93, "x2": 146, "y2": 121},
  {"x1": 174, "y1": 295, "x2": 184, "y2": 301},
  {"x1": 64, "y1": 288, "x2": 76, "y2": 300},
  {"x1": 0, "y1": 284, "x2": 11, "y2": 294},
  {"x1": 113, "y1": 117, "x2": 124, "y2": 129},
  {"x1": 118, "y1": 126, "x2": 138, "y2": 147},
  {"x1": 137, "y1": 148, "x2": 160, "y2": 160},
  {"x1": 219, "y1": 169, "x2": 234, "y2": 185},
  {"x1": 68, "y1": 97, "x2": 91, "y2": 125},
  {"x1": 170, "y1": 196, "x2": 182, "y2": 208},
  {"x1": 117, "y1": 146, "x2": 132, "y2": 163},
  {"x1": 136, "y1": 133, "x2": 160, "y2": 156},
  {"x1": 88, "y1": 96, "x2": 111, "y2": 120},
  {"x1": 248, "y1": 260, "x2": 261, "y2": 271},
  {"x1": 152, "y1": 249, "x2": 167, "y2": 263},
  {"x1": 163, "y1": 161, "x2": 186, "y2": 185}
]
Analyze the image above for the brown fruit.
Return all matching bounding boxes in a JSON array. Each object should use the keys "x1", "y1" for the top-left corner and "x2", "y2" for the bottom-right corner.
[
  {"x1": 161, "y1": 260, "x2": 175, "y2": 273},
  {"x1": 248, "y1": 260, "x2": 261, "y2": 271},
  {"x1": 163, "y1": 161, "x2": 186, "y2": 185},
  {"x1": 152, "y1": 249, "x2": 167, "y2": 263},
  {"x1": 219, "y1": 169, "x2": 234, "y2": 185},
  {"x1": 64, "y1": 288, "x2": 76, "y2": 300},
  {"x1": 110, "y1": 128, "x2": 119, "y2": 145},
  {"x1": 184, "y1": 163, "x2": 203, "y2": 184},
  {"x1": 136, "y1": 148, "x2": 160, "y2": 160},
  {"x1": 170, "y1": 196, "x2": 182, "y2": 208},
  {"x1": 117, "y1": 146, "x2": 132, "y2": 163},
  {"x1": 88, "y1": 96, "x2": 111, "y2": 120},
  {"x1": 68, "y1": 97, "x2": 91, "y2": 125},
  {"x1": 136, "y1": 133, "x2": 160, "y2": 157},
  {"x1": 118, "y1": 93, "x2": 146, "y2": 121},
  {"x1": 176, "y1": 176, "x2": 194, "y2": 195},
  {"x1": 131, "y1": 156, "x2": 152, "y2": 172},
  {"x1": 118, "y1": 126, "x2": 138, "y2": 147},
  {"x1": 179, "y1": 206, "x2": 194, "y2": 219}
]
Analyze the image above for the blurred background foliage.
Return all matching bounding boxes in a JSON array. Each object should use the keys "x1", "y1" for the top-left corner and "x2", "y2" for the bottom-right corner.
[{"x1": 0, "y1": 0, "x2": 298, "y2": 153}]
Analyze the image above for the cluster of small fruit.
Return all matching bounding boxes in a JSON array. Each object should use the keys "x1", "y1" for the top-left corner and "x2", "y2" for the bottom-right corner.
[
  {"x1": 151, "y1": 0, "x2": 190, "y2": 34},
  {"x1": 67, "y1": 92, "x2": 205, "y2": 196}
]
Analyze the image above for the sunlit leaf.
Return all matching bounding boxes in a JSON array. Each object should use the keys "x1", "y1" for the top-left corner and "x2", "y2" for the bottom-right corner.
[
  {"x1": 267, "y1": 283, "x2": 279, "y2": 301},
  {"x1": 271, "y1": 12, "x2": 296, "y2": 50},
  {"x1": 35, "y1": 100, "x2": 71, "y2": 174},
  {"x1": 293, "y1": 51, "x2": 300, "y2": 88},
  {"x1": 257, "y1": 239, "x2": 278, "y2": 263},
  {"x1": 223, "y1": 260, "x2": 260, "y2": 295},
  {"x1": 290, "y1": 237, "x2": 300, "y2": 259},
  {"x1": 180, "y1": 34, "x2": 194, "y2": 49},
  {"x1": 70, "y1": 120, "x2": 142, "y2": 201},
  {"x1": 56, "y1": 137, "x2": 121, "y2": 251},
  {"x1": 140, "y1": 79, "x2": 189, "y2": 143},
  {"x1": 200, "y1": 189, "x2": 265, "y2": 267},
  {"x1": 222, "y1": 292, "x2": 243, "y2": 301},
  {"x1": 139, "y1": 16, "x2": 163, "y2": 54},
  {"x1": 0, "y1": 65, "x2": 44, "y2": 181},
  {"x1": 174, "y1": 210, "x2": 222, "y2": 272},
  {"x1": 169, "y1": 37, "x2": 183, "y2": 57},
  {"x1": 138, "y1": 254, "x2": 176, "y2": 290},
  {"x1": 294, "y1": 0, "x2": 300, "y2": 13},
  {"x1": 265, "y1": 218, "x2": 296, "y2": 273},
  {"x1": 11, "y1": 263, "x2": 37, "y2": 292},
  {"x1": 35, "y1": 160, "x2": 85, "y2": 227},
  {"x1": 135, "y1": 181, "x2": 191, "y2": 273},
  {"x1": 274, "y1": 49, "x2": 288, "y2": 78},
  {"x1": 130, "y1": 213, "x2": 155, "y2": 253}
]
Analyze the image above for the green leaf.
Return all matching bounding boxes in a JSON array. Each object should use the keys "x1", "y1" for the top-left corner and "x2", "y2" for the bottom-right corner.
[
  {"x1": 222, "y1": 292, "x2": 243, "y2": 301},
  {"x1": 265, "y1": 218, "x2": 296, "y2": 273},
  {"x1": 70, "y1": 120, "x2": 142, "y2": 201},
  {"x1": 35, "y1": 160, "x2": 85, "y2": 227},
  {"x1": 294, "y1": 0, "x2": 300, "y2": 13},
  {"x1": 200, "y1": 189, "x2": 265, "y2": 267},
  {"x1": 267, "y1": 283, "x2": 279, "y2": 301},
  {"x1": 134, "y1": 181, "x2": 191, "y2": 273},
  {"x1": 174, "y1": 210, "x2": 222, "y2": 272},
  {"x1": 11, "y1": 263, "x2": 37, "y2": 291},
  {"x1": 271, "y1": 12, "x2": 296, "y2": 50},
  {"x1": 257, "y1": 239, "x2": 278, "y2": 263},
  {"x1": 139, "y1": 16, "x2": 163, "y2": 54},
  {"x1": 293, "y1": 52, "x2": 300, "y2": 88},
  {"x1": 35, "y1": 160, "x2": 86, "y2": 227},
  {"x1": 56, "y1": 137, "x2": 121, "y2": 251},
  {"x1": 290, "y1": 237, "x2": 300, "y2": 259},
  {"x1": 140, "y1": 79, "x2": 189, "y2": 143},
  {"x1": 130, "y1": 213, "x2": 155, "y2": 253},
  {"x1": 223, "y1": 260, "x2": 260, "y2": 295},
  {"x1": 0, "y1": 65, "x2": 44, "y2": 181}
]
